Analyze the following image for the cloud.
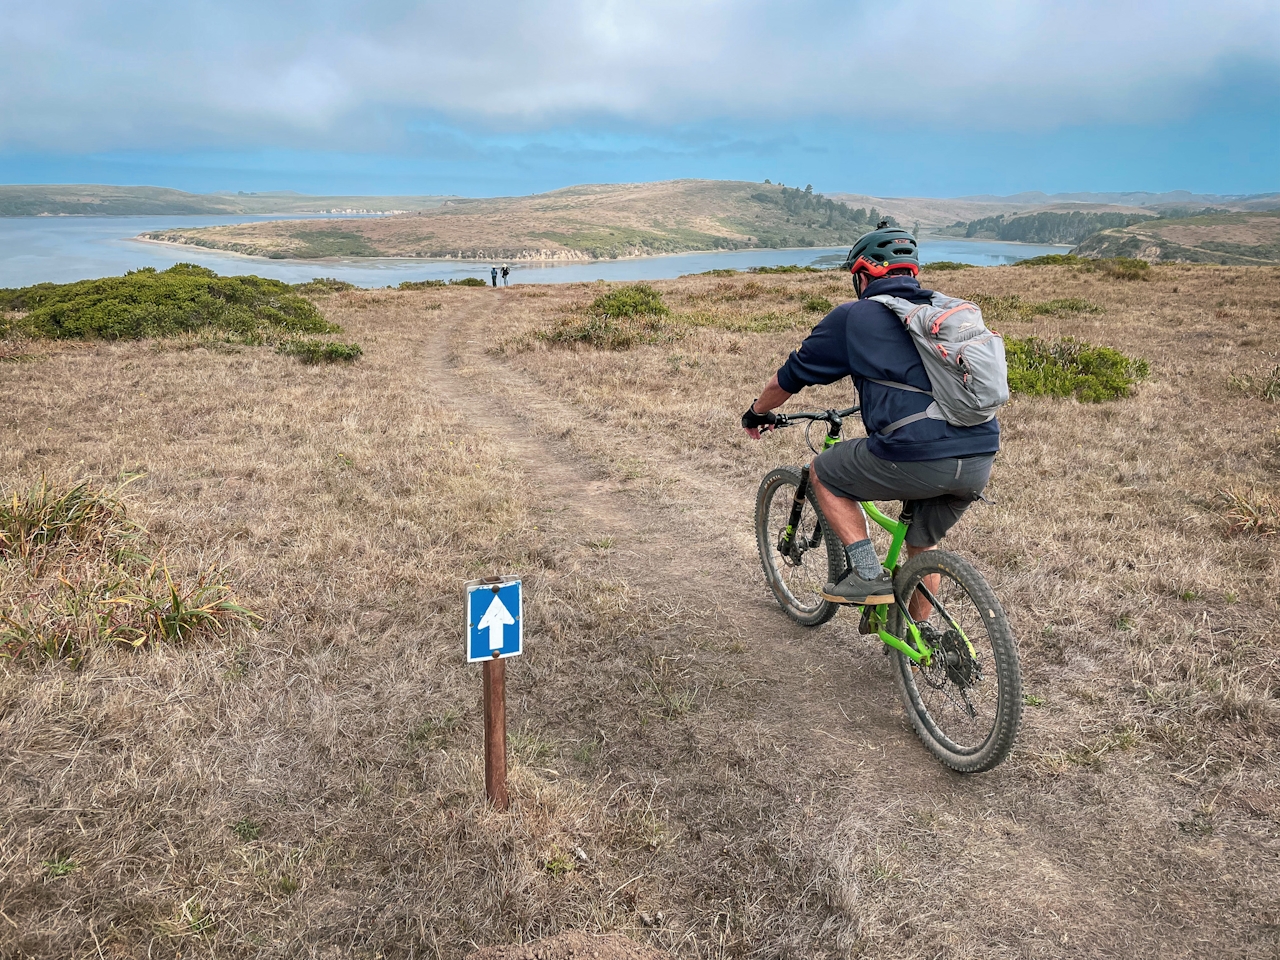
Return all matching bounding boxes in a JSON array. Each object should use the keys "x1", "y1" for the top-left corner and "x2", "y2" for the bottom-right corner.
[{"x1": 2, "y1": 0, "x2": 1278, "y2": 153}]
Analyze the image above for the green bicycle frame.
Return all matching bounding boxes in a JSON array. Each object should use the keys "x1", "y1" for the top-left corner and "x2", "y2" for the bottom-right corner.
[{"x1": 817, "y1": 430, "x2": 934, "y2": 665}]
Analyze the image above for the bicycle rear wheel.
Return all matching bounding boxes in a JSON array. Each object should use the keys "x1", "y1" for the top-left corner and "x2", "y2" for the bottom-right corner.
[
  {"x1": 755, "y1": 467, "x2": 844, "y2": 627},
  {"x1": 888, "y1": 549, "x2": 1022, "y2": 773}
]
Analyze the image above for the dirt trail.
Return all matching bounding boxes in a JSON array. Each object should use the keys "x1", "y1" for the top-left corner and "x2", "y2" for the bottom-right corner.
[
  {"x1": 425, "y1": 296, "x2": 1263, "y2": 959},
  {"x1": 425, "y1": 297, "x2": 924, "y2": 776}
]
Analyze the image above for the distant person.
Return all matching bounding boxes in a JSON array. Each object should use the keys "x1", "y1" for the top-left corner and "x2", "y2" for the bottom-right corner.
[
  {"x1": 501, "y1": 265, "x2": 510, "y2": 286},
  {"x1": 741, "y1": 222, "x2": 1004, "y2": 608},
  {"x1": 490, "y1": 266, "x2": 498, "y2": 287}
]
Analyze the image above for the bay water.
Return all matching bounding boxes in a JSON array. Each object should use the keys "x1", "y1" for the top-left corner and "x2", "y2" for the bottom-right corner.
[{"x1": 0, "y1": 215, "x2": 1072, "y2": 288}]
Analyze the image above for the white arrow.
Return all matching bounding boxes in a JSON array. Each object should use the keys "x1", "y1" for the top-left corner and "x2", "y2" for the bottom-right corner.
[{"x1": 476, "y1": 593, "x2": 515, "y2": 652}]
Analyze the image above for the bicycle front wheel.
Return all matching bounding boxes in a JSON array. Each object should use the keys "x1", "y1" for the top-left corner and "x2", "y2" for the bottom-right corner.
[
  {"x1": 755, "y1": 467, "x2": 844, "y2": 627},
  {"x1": 888, "y1": 549, "x2": 1022, "y2": 773}
]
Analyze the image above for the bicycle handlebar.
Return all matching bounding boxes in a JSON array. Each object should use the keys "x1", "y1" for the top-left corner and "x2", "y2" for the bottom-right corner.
[{"x1": 772, "y1": 404, "x2": 859, "y2": 428}]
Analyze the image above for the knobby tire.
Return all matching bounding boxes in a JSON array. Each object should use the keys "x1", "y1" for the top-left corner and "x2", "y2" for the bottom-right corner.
[
  {"x1": 889, "y1": 549, "x2": 1022, "y2": 773},
  {"x1": 755, "y1": 467, "x2": 844, "y2": 627}
]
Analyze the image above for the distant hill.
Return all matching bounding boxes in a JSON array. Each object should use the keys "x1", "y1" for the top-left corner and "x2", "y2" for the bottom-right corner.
[
  {"x1": 938, "y1": 210, "x2": 1159, "y2": 244},
  {"x1": 139, "y1": 180, "x2": 885, "y2": 261},
  {"x1": 0, "y1": 185, "x2": 455, "y2": 217},
  {"x1": 1073, "y1": 210, "x2": 1280, "y2": 264},
  {"x1": 1070, "y1": 211, "x2": 1280, "y2": 264},
  {"x1": 958, "y1": 189, "x2": 1280, "y2": 211}
]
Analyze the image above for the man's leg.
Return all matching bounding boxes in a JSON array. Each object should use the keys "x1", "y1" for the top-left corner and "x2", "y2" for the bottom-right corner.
[
  {"x1": 810, "y1": 464, "x2": 893, "y2": 603},
  {"x1": 810, "y1": 465, "x2": 869, "y2": 544},
  {"x1": 904, "y1": 543, "x2": 939, "y2": 621}
]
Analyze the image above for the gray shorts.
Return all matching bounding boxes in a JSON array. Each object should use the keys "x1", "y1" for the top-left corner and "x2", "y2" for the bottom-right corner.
[{"x1": 812, "y1": 439, "x2": 994, "y2": 547}]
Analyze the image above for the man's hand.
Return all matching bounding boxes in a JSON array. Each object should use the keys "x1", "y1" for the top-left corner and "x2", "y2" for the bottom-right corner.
[{"x1": 742, "y1": 403, "x2": 778, "y2": 440}]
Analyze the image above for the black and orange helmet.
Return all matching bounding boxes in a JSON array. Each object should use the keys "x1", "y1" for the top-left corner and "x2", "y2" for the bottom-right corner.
[{"x1": 841, "y1": 222, "x2": 919, "y2": 278}]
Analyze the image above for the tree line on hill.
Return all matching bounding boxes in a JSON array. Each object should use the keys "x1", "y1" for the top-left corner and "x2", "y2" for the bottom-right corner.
[
  {"x1": 944, "y1": 211, "x2": 1153, "y2": 244},
  {"x1": 753, "y1": 184, "x2": 897, "y2": 232},
  {"x1": 941, "y1": 207, "x2": 1231, "y2": 246}
]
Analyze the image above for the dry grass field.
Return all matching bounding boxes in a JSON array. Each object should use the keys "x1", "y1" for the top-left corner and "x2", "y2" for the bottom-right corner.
[{"x1": 2, "y1": 262, "x2": 1278, "y2": 959}]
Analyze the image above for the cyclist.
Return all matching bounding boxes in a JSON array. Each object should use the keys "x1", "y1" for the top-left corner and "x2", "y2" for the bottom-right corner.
[{"x1": 742, "y1": 224, "x2": 999, "y2": 612}]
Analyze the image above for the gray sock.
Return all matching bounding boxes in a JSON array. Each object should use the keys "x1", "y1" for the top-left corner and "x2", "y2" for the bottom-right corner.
[{"x1": 845, "y1": 539, "x2": 884, "y2": 580}]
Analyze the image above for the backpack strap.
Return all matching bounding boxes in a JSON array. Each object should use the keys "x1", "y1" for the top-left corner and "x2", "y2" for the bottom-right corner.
[
  {"x1": 877, "y1": 401, "x2": 948, "y2": 437},
  {"x1": 867, "y1": 377, "x2": 931, "y2": 396}
]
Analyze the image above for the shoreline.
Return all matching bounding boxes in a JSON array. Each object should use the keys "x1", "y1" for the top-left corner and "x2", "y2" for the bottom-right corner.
[
  {"x1": 132, "y1": 233, "x2": 1073, "y2": 267},
  {"x1": 130, "y1": 234, "x2": 842, "y2": 266}
]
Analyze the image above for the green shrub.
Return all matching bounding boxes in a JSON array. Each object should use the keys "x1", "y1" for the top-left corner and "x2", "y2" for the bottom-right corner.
[
  {"x1": 1006, "y1": 336, "x2": 1149, "y2": 402},
  {"x1": 802, "y1": 295, "x2": 833, "y2": 313},
  {"x1": 1096, "y1": 257, "x2": 1150, "y2": 280},
  {"x1": 689, "y1": 268, "x2": 739, "y2": 277},
  {"x1": 1016, "y1": 253, "x2": 1084, "y2": 267},
  {"x1": 750, "y1": 264, "x2": 822, "y2": 274},
  {"x1": 276, "y1": 338, "x2": 363, "y2": 364},
  {"x1": 533, "y1": 284, "x2": 673, "y2": 350},
  {"x1": 588, "y1": 283, "x2": 670, "y2": 319},
  {"x1": 537, "y1": 314, "x2": 674, "y2": 351},
  {"x1": 1017, "y1": 253, "x2": 1150, "y2": 279},
  {"x1": 293, "y1": 278, "x2": 357, "y2": 296},
  {"x1": 922, "y1": 261, "x2": 972, "y2": 271},
  {"x1": 398, "y1": 279, "x2": 447, "y2": 290},
  {"x1": 967, "y1": 294, "x2": 1103, "y2": 324},
  {"x1": 0, "y1": 263, "x2": 335, "y2": 343},
  {"x1": 1037, "y1": 297, "x2": 1103, "y2": 314},
  {"x1": 449, "y1": 277, "x2": 488, "y2": 287},
  {"x1": 679, "y1": 310, "x2": 809, "y2": 334}
]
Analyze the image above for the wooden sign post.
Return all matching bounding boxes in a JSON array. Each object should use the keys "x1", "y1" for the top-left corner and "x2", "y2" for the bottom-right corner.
[
  {"x1": 466, "y1": 577, "x2": 522, "y2": 812},
  {"x1": 482, "y1": 655, "x2": 509, "y2": 811}
]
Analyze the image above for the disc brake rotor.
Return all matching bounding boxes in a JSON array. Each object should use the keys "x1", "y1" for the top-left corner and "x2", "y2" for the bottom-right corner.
[
  {"x1": 939, "y1": 627, "x2": 979, "y2": 688},
  {"x1": 776, "y1": 523, "x2": 814, "y2": 566}
]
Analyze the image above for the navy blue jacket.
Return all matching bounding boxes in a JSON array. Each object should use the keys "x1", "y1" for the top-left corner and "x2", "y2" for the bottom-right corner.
[{"x1": 776, "y1": 275, "x2": 1000, "y2": 462}]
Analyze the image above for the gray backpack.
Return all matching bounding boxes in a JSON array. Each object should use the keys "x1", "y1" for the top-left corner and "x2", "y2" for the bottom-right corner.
[{"x1": 867, "y1": 293, "x2": 1009, "y2": 435}]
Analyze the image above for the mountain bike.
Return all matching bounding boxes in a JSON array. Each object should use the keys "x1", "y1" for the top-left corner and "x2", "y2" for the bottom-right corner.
[{"x1": 754, "y1": 405, "x2": 1022, "y2": 773}]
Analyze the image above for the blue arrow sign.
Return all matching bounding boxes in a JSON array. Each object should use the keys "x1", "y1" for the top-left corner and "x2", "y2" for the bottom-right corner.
[{"x1": 466, "y1": 578, "x2": 522, "y2": 662}]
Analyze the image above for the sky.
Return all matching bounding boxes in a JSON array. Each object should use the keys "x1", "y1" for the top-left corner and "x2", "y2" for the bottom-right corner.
[{"x1": 1, "y1": 0, "x2": 1278, "y2": 198}]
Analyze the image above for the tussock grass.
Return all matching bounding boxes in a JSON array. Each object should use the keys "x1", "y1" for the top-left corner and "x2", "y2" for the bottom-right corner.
[
  {"x1": 534, "y1": 284, "x2": 675, "y2": 350},
  {"x1": 398, "y1": 279, "x2": 448, "y2": 290},
  {"x1": 749, "y1": 264, "x2": 822, "y2": 274},
  {"x1": 1018, "y1": 253, "x2": 1162, "y2": 280},
  {"x1": 1015, "y1": 253, "x2": 1151, "y2": 280},
  {"x1": 292, "y1": 277, "x2": 358, "y2": 296},
  {"x1": 275, "y1": 337, "x2": 363, "y2": 364},
  {"x1": 1016, "y1": 253, "x2": 1085, "y2": 267},
  {"x1": 537, "y1": 313, "x2": 676, "y2": 351},
  {"x1": 0, "y1": 477, "x2": 256, "y2": 666},
  {"x1": 1227, "y1": 364, "x2": 1280, "y2": 402},
  {"x1": 920, "y1": 260, "x2": 972, "y2": 271},
  {"x1": 1006, "y1": 335, "x2": 1148, "y2": 401},
  {"x1": 1094, "y1": 256, "x2": 1151, "y2": 280},
  {"x1": 1217, "y1": 488, "x2": 1279, "y2": 536},
  {"x1": 968, "y1": 292, "x2": 1104, "y2": 324},
  {"x1": 801, "y1": 295, "x2": 833, "y2": 313}
]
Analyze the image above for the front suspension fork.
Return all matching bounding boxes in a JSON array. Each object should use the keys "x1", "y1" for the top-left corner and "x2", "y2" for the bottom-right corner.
[{"x1": 777, "y1": 464, "x2": 812, "y2": 557}]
